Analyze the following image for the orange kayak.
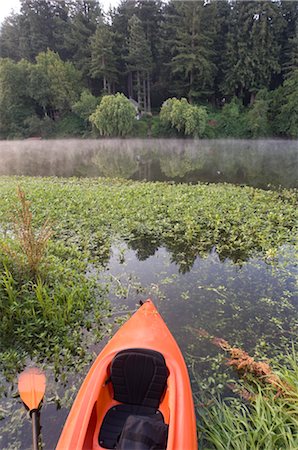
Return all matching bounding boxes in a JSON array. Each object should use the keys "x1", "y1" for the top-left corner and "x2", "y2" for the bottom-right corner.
[{"x1": 56, "y1": 300, "x2": 197, "y2": 450}]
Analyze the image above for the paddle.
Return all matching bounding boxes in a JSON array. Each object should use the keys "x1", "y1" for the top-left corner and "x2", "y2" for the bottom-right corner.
[{"x1": 18, "y1": 367, "x2": 46, "y2": 450}]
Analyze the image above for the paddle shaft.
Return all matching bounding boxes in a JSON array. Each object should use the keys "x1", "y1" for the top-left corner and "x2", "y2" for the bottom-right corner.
[{"x1": 31, "y1": 410, "x2": 40, "y2": 450}]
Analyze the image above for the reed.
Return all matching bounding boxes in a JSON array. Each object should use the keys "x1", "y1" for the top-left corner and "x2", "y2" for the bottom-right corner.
[{"x1": 1, "y1": 186, "x2": 52, "y2": 276}]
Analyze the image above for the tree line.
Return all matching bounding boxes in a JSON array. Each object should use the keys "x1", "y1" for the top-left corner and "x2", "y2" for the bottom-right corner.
[{"x1": 0, "y1": 0, "x2": 297, "y2": 138}]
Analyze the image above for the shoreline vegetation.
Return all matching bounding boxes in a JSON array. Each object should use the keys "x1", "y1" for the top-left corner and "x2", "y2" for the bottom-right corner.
[
  {"x1": 1, "y1": 0, "x2": 298, "y2": 140},
  {"x1": 0, "y1": 177, "x2": 297, "y2": 446}
]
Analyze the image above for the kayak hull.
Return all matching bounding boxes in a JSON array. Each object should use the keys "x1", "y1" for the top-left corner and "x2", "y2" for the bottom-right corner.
[{"x1": 56, "y1": 300, "x2": 197, "y2": 450}]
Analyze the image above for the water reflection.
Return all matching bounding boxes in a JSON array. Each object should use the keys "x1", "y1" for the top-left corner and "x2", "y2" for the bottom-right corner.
[
  {"x1": 0, "y1": 139, "x2": 297, "y2": 188},
  {"x1": 0, "y1": 244, "x2": 296, "y2": 449}
]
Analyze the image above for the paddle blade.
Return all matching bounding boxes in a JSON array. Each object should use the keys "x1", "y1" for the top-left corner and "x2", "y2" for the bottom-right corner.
[{"x1": 18, "y1": 367, "x2": 46, "y2": 411}]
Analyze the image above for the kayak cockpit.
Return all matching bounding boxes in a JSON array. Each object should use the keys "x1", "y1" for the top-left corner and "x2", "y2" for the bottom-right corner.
[
  {"x1": 56, "y1": 300, "x2": 197, "y2": 450},
  {"x1": 95, "y1": 348, "x2": 169, "y2": 449}
]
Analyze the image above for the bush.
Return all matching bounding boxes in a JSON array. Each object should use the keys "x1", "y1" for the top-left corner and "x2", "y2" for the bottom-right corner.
[
  {"x1": 72, "y1": 89, "x2": 99, "y2": 123},
  {"x1": 219, "y1": 97, "x2": 249, "y2": 137},
  {"x1": 247, "y1": 89, "x2": 272, "y2": 138},
  {"x1": 90, "y1": 93, "x2": 136, "y2": 137},
  {"x1": 53, "y1": 112, "x2": 86, "y2": 137}
]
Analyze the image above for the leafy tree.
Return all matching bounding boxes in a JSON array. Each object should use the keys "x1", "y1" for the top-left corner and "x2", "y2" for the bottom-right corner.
[
  {"x1": 90, "y1": 24, "x2": 118, "y2": 93},
  {"x1": 160, "y1": 97, "x2": 207, "y2": 137},
  {"x1": 29, "y1": 50, "x2": 81, "y2": 115},
  {"x1": 0, "y1": 58, "x2": 34, "y2": 137},
  {"x1": 72, "y1": 89, "x2": 99, "y2": 123},
  {"x1": 89, "y1": 93, "x2": 136, "y2": 136}
]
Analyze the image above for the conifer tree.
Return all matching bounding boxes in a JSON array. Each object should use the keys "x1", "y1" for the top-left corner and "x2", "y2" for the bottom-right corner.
[
  {"x1": 127, "y1": 14, "x2": 152, "y2": 112},
  {"x1": 65, "y1": 0, "x2": 102, "y2": 80},
  {"x1": 166, "y1": 1, "x2": 217, "y2": 103},
  {"x1": 222, "y1": 1, "x2": 283, "y2": 104},
  {"x1": 90, "y1": 24, "x2": 118, "y2": 94}
]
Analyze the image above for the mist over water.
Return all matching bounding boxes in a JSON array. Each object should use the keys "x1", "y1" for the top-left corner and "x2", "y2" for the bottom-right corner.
[{"x1": 0, "y1": 138, "x2": 297, "y2": 188}]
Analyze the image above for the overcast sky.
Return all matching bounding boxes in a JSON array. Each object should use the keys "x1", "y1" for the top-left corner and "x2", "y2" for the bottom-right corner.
[{"x1": 0, "y1": 0, "x2": 121, "y2": 25}]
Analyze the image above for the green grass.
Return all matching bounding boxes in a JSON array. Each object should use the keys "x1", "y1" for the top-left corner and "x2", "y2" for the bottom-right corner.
[{"x1": 197, "y1": 351, "x2": 298, "y2": 449}]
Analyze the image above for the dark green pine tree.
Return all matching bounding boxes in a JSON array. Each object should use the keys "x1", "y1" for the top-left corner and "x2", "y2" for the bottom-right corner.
[
  {"x1": 110, "y1": 0, "x2": 137, "y2": 99},
  {"x1": 222, "y1": 0, "x2": 283, "y2": 104},
  {"x1": 127, "y1": 14, "x2": 153, "y2": 112},
  {"x1": 0, "y1": 14, "x2": 22, "y2": 60},
  {"x1": 51, "y1": 0, "x2": 73, "y2": 61},
  {"x1": 18, "y1": 0, "x2": 56, "y2": 61},
  {"x1": 167, "y1": 1, "x2": 217, "y2": 103},
  {"x1": 65, "y1": 0, "x2": 103, "y2": 82},
  {"x1": 280, "y1": 1, "x2": 298, "y2": 78},
  {"x1": 90, "y1": 24, "x2": 118, "y2": 94}
]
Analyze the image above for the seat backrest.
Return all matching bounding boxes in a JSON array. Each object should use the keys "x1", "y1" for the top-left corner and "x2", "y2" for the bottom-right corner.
[{"x1": 111, "y1": 348, "x2": 168, "y2": 409}]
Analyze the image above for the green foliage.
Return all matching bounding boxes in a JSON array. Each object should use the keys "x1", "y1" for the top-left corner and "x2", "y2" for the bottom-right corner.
[
  {"x1": 160, "y1": 97, "x2": 207, "y2": 137},
  {"x1": 247, "y1": 89, "x2": 272, "y2": 137},
  {"x1": 90, "y1": 24, "x2": 118, "y2": 92},
  {"x1": 127, "y1": 14, "x2": 152, "y2": 73},
  {"x1": 198, "y1": 351, "x2": 298, "y2": 449},
  {"x1": 90, "y1": 93, "x2": 136, "y2": 137},
  {"x1": 23, "y1": 115, "x2": 55, "y2": 138},
  {"x1": 275, "y1": 69, "x2": 298, "y2": 138},
  {"x1": 222, "y1": 1, "x2": 283, "y2": 103},
  {"x1": 52, "y1": 113, "x2": 86, "y2": 137},
  {"x1": 72, "y1": 89, "x2": 99, "y2": 122},
  {"x1": 30, "y1": 50, "x2": 82, "y2": 112},
  {"x1": 219, "y1": 97, "x2": 249, "y2": 138},
  {"x1": 0, "y1": 58, "x2": 34, "y2": 138},
  {"x1": 167, "y1": 1, "x2": 217, "y2": 101}
]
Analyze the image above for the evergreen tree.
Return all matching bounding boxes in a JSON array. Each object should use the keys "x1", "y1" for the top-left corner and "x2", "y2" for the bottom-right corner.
[
  {"x1": 0, "y1": 14, "x2": 22, "y2": 61},
  {"x1": 90, "y1": 24, "x2": 118, "y2": 93},
  {"x1": 166, "y1": 1, "x2": 217, "y2": 103},
  {"x1": 280, "y1": 1, "x2": 298, "y2": 78},
  {"x1": 127, "y1": 14, "x2": 153, "y2": 112},
  {"x1": 222, "y1": 1, "x2": 283, "y2": 104},
  {"x1": 18, "y1": 0, "x2": 56, "y2": 61},
  {"x1": 65, "y1": 0, "x2": 102, "y2": 81}
]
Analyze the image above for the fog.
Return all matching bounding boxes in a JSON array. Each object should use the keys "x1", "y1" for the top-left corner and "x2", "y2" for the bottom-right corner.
[{"x1": 0, "y1": 138, "x2": 297, "y2": 188}]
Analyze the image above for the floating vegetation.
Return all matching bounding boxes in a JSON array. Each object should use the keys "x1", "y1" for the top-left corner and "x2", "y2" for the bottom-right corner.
[{"x1": 0, "y1": 176, "x2": 297, "y2": 448}]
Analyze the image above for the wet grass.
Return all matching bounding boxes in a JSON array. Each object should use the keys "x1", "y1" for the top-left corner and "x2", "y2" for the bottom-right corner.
[{"x1": 197, "y1": 350, "x2": 298, "y2": 449}]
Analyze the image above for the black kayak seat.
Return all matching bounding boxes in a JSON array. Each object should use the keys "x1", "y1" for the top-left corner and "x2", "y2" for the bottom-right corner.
[{"x1": 99, "y1": 348, "x2": 169, "y2": 449}]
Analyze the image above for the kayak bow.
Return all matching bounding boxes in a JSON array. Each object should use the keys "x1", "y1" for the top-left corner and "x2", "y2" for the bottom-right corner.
[{"x1": 56, "y1": 300, "x2": 197, "y2": 449}]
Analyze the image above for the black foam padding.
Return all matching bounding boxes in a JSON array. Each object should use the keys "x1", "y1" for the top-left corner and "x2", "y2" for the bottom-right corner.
[
  {"x1": 110, "y1": 349, "x2": 168, "y2": 409},
  {"x1": 98, "y1": 404, "x2": 164, "y2": 449}
]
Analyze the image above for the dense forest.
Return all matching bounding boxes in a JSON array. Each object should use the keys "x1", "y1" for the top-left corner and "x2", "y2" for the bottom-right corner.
[{"x1": 0, "y1": 0, "x2": 297, "y2": 139}]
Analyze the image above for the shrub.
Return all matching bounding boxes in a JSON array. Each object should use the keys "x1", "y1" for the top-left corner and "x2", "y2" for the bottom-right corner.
[
  {"x1": 219, "y1": 97, "x2": 249, "y2": 137},
  {"x1": 72, "y1": 89, "x2": 99, "y2": 123},
  {"x1": 247, "y1": 89, "x2": 272, "y2": 137},
  {"x1": 90, "y1": 93, "x2": 136, "y2": 137}
]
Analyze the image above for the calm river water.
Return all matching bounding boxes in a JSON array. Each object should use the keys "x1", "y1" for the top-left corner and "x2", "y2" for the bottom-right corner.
[
  {"x1": 0, "y1": 138, "x2": 297, "y2": 188},
  {"x1": 0, "y1": 139, "x2": 297, "y2": 449}
]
